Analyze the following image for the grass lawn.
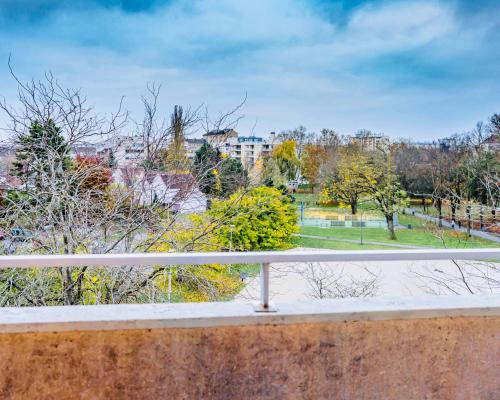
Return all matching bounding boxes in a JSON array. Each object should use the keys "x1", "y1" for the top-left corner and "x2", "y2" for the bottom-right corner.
[
  {"x1": 293, "y1": 236, "x2": 402, "y2": 250},
  {"x1": 228, "y1": 263, "x2": 261, "y2": 279},
  {"x1": 299, "y1": 222, "x2": 499, "y2": 249}
]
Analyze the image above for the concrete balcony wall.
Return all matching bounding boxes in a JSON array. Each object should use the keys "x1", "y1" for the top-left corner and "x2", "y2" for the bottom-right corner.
[{"x1": 0, "y1": 296, "x2": 499, "y2": 399}]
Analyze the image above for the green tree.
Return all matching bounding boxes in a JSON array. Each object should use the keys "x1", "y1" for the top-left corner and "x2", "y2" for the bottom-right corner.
[
  {"x1": 164, "y1": 105, "x2": 189, "y2": 173},
  {"x1": 192, "y1": 143, "x2": 247, "y2": 197},
  {"x1": 193, "y1": 142, "x2": 220, "y2": 194},
  {"x1": 271, "y1": 140, "x2": 300, "y2": 181},
  {"x1": 489, "y1": 113, "x2": 500, "y2": 135},
  {"x1": 12, "y1": 119, "x2": 70, "y2": 188},
  {"x1": 369, "y1": 152, "x2": 409, "y2": 240},
  {"x1": 322, "y1": 148, "x2": 377, "y2": 214},
  {"x1": 208, "y1": 186, "x2": 298, "y2": 250}
]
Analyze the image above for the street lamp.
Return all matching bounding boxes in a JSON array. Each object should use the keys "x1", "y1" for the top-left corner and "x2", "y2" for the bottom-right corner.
[
  {"x1": 360, "y1": 209, "x2": 364, "y2": 245},
  {"x1": 229, "y1": 225, "x2": 235, "y2": 252},
  {"x1": 229, "y1": 224, "x2": 235, "y2": 274}
]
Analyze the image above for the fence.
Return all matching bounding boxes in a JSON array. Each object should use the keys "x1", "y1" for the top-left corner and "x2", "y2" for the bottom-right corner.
[{"x1": 1, "y1": 248, "x2": 499, "y2": 311}]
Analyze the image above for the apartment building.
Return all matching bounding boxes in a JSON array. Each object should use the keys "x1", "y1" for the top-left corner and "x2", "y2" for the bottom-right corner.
[
  {"x1": 350, "y1": 131, "x2": 390, "y2": 151},
  {"x1": 97, "y1": 135, "x2": 144, "y2": 166},
  {"x1": 200, "y1": 129, "x2": 276, "y2": 169}
]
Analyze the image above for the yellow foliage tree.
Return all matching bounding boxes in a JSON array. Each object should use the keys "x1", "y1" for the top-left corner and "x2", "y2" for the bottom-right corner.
[
  {"x1": 271, "y1": 140, "x2": 300, "y2": 181},
  {"x1": 322, "y1": 148, "x2": 377, "y2": 214}
]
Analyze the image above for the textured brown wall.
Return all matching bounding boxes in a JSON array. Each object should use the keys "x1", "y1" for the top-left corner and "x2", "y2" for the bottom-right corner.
[{"x1": 0, "y1": 317, "x2": 499, "y2": 400}]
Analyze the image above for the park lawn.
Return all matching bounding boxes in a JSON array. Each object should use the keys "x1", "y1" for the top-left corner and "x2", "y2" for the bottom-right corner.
[
  {"x1": 293, "y1": 236, "x2": 402, "y2": 250},
  {"x1": 299, "y1": 225, "x2": 499, "y2": 248},
  {"x1": 398, "y1": 214, "x2": 428, "y2": 228}
]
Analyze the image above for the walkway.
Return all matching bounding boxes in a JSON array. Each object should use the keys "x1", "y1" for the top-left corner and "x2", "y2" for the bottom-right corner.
[
  {"x1": 406, "y1": 210, "x2": 500, "y2": 244},
  {"x1": 295, "y1": 233, "x2": 430, "y2": 249}
]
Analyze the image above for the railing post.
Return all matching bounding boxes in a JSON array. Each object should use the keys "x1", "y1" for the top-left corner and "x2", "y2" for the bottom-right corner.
[{"x1": 254, "y1": 262, "x2": 277, "y2": 312}]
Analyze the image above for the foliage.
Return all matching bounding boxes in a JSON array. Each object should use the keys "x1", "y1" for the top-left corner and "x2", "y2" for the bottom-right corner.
[
  {"x1": 73, "y1": 155, "x2": 112, "y2": 195},
  {"x1": 148, "y1": 215, "x2": 241, "y2": 302},
  {"x1": 271, "y1": 140, "x2": 300, "y2": 181},
  {"x1": 301, "y1": 143, "x2": 325, "y2": 191},
  {"x1": 12, "y1": 119, "x2": 70, "y2": 188},
  {"x1": 321, "y1": 148, "x2": 377, "y2": 214},
  {"x1": 208, "y1": 186, "x2": 298, "y2": 251},
  {"x1": 369, "y1": 152, "x2": 409, "y2": 240},
  {"x1": 261, "y1": 156, "x2": 286, "y2": 188},
  {"x1": 164, "y1": 105, "x2": 189, "y2": 173},
  {"x1": 192, "y1": 142, "x2": 247, "y2": 197}
]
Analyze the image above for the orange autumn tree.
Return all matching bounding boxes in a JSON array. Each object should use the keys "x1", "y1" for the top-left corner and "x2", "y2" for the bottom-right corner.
[
  {"x1": 73, "y1": 155, "x2": 112, "y2": 195},
  {"x1": 302, "y1": 143, "x2": 326, "y2": 193}
]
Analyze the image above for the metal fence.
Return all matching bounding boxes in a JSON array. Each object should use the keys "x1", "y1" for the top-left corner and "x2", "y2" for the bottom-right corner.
[{"x1": 1, "y1": 248, "x2": 499, "y2": 311}]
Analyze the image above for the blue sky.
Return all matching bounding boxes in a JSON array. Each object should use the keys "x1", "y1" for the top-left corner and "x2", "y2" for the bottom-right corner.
[{"x1": 0, "y1": 0, "x2": 499, "y2": 140}]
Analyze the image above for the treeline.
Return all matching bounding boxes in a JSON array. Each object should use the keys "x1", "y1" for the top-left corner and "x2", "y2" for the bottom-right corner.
[{"x1": 259, "y1": 115, "x2": 499, "y2": 237}]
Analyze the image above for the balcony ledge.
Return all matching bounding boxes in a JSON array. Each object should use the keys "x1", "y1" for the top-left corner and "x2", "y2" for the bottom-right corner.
[{"x1": 1, "y1": 294, "x2": 499, "y2": 334}]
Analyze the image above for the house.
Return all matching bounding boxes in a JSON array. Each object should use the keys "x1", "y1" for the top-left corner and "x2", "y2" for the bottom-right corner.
[
  {"x1": 149, "y1": 173, "x2": 207, "y2": 214},
  {"x1": 0, "y1": 173, "x2": 22, "y2": 198},
  {"x1": 482, "y1": 134, "x2": 500, "y2": 152},
  {"x1": 112, "y1": 168, "x2": 206, "y2": 213},
  {"x1": 111, "y1": 167, "x2": 156, "y2": 205}
]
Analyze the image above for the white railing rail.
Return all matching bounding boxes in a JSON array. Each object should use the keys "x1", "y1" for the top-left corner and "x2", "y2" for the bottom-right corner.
[{"x1": 0, "y1": 248, "x2": 499, "y2": 311}]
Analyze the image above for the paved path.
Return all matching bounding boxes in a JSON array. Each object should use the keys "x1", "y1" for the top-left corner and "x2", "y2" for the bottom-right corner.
[
  {"x1": 406, "y1": 210, "x2": 500, "y2": 244},
  {"x1": 236, "y1": 248, "x2": 500, "y2": 302},
  {"x1": 296, "y1": 233, "x2": 430, "y2": 249}
]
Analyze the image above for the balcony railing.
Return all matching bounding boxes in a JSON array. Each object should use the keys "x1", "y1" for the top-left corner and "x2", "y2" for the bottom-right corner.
[{"x1": 1, "y1": 248, "x2": 498, "y2": 310}]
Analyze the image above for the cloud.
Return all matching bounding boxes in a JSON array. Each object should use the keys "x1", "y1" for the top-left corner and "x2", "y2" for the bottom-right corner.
[{"x1": 0, "y1": 0, "x2": 498, "y2": 140}]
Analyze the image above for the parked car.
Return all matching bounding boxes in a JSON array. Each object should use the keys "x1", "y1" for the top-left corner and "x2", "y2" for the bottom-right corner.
[{"x1": 10, "y1": 228, "x2": 32, "y2": 242}]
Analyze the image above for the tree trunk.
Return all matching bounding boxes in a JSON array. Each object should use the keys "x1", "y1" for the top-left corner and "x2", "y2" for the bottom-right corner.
[
  {"x1": 479, "y1": 206, "x2": 483, "y2": 230},
  {"x1": 451, "y1": 202, "x2": 456, "y2": 223},
  {"x1": 436, "y1": 197, "x2": 442, "y2": 227},
  {"x1": 386, "y1": 214, "x2": 397, "y2": 240},
  {"x1": 350, "y1": 201, "x2": 357, "y2": 215},
  {"x1": 466, "y1": 206, "x2": 471, "y2": 237},
  {"x1": 422, "y1": 197, "x2": 426, "y2": 212}
]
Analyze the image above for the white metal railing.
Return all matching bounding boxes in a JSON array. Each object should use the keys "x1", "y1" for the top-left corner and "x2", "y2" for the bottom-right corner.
[{"x1": 0, "y1": 248, "x2": 499, "y2": 311}]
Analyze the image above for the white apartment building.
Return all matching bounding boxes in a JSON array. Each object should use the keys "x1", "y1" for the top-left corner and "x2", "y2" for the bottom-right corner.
[
  {"x1": 349, "y1": 131, "x2": 390, "y2": 152},
  {"x1": 97, "y1": 135, "x2": 144, "y2": 166},
  {"x1": 201, "y1": 129, "x2": 275, "y2": 169}
]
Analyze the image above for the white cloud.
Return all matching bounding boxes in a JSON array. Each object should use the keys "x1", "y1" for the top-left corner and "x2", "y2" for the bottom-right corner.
[{"x1": 0, "y1": 0, "x2": 498, "y2": 140}]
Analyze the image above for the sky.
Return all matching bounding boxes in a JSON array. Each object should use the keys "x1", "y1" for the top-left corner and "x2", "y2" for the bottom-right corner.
[{"x1": 0, "y1": 0, "x2": 499, "y2": 141}]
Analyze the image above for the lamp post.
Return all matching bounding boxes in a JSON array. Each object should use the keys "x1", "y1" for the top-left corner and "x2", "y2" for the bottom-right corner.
[
  {"x1": 229, "y1": 224, "x2": 235, "y2": 273},
  {"x1": 229, "y1": 225, "x2": 235, "y2": 252},
  {"x1": 360, "y1": 209, "x2": 364, "y2": 245}
]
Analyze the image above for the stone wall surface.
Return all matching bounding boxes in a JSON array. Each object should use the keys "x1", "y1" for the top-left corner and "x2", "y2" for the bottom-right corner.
[{"x1": 0, "y1": 316, "x2": 498, "y2": 400}]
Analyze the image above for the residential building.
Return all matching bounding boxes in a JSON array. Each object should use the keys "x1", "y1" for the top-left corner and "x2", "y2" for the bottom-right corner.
[
  {"x1": 112, "y1": 168, "x2": 206, "y2": 213},
  {"x1": 482, "y1": 133, "x2": 500, "y2": 152},
  {"x1": 201, "y1": 129, "x2": 275, "y2": 169},
  {"x1": 70, "y1": 142, "x2": 98, "y2": 158},
  {"x1": 350, "y1": 131, "x2": 390, "y2": 151},
  {"x1": 202, "y1": 129, "x2": 238, "y2": 149},
  {"x1": 233, "y1": 135, "x2": 275, "y2": 169},
  {"x1": 97, "y1": 135, "x2": 144, "y2": 167},
  {"x1": 150, "y1": 173, "x2": 207, "y2": 213},
  {"x1": 185, "y1": 138, "x2": 206, "y2": 160}
]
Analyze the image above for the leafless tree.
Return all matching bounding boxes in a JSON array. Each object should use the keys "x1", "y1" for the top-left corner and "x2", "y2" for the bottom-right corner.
[
  {"x1": 0, "y1": 66, "x2": 255, "y2": 306},
  {"x1": 300, "y1": 262, "x2": 381, "y2": 299},
  {"x1": 409, "y1": 259, "x2": 500, "y2": 295}
]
